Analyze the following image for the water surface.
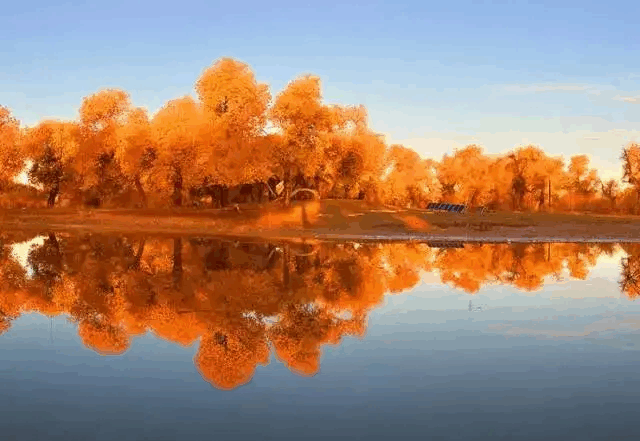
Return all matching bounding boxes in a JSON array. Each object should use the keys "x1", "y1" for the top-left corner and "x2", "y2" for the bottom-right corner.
[{"x1": 1, "y1": 234, "x2": 639, "y2": 440}]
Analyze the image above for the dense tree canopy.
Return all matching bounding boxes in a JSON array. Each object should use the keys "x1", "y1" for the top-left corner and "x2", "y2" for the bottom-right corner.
[
  {"x1": 0, "y1": 106, "x2": 24, "y2": 189},
  {"x1": 22, "y1": 121, "x2": 80, "y2": 206},
  {"x1": 151, "y1": 96, "x2": 207, "y2": 206},
  {"x1": 116, "y1": 107, "x2": 156, "y2": 207},
  {"x1": 0, "y1": 57, "x2": 636, "y2": 213}
]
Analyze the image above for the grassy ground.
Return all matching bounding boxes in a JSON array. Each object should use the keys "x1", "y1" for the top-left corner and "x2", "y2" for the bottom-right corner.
[{"x1": 1, "y1": 199, "x2": 640, "y2": 242}]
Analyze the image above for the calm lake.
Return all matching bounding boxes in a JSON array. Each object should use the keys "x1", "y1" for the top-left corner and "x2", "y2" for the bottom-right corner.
[{"x1": 1, "y1": 234, "x2": 640, "y2": 440}]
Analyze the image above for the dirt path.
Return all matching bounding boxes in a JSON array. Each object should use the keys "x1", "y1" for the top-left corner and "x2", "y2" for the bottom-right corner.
[{"x1": 2, "y1": 201, "x2": 640, "y2": 243}]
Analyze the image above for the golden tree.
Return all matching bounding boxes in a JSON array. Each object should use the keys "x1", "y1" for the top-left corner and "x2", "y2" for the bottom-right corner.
[
  {"x1": 321, "y1": 107, "x2": 386, "y2": 199},
  {"x1": 269, "y1": 304, "x2": 364, "y2": 376},
  {"x1": 77, "y1": 319, "x2": 130, "y2": 355},
  {"x1": 437, "y1": 145, "x2": 491, "y2": 205},
  {"x1": 116, "y1": 107, "x2": 156, "y2": 207},
  {"x1": 195, "y1": 321, "x2": 270, "y2": 390},
  {"x1": 568, "y1": 155, "x2": 598, "y2": 194},
  {"x1": 566, "y1": 154, "x2": 599, "y2": 210},
  {"x1": 507, "y1": 145, "x2": 563, "y2": 210},
  {"x1": 77, "y1": 89, "x2": 131, "y2": 205},
  {"x1": 151, "y1": 97, "x2": 207, "y2": 206},
  {"x1": 196, "y1": 58, "x2": 270, "y2": 139},
  {"x1": 0, "y1": 243, "x2": 29, "y2": 335},
  {"x1": 195, "y1": 58, "x2": 272, "y2": 190},
  {"x1": 600, "y1": 179, "x2": 619, "y2": 209},
  {"x1": 621, "y1": 244, "x2": 640, "y2": 299},
  {"x1": 381, "y1": 145, "x2": 437, "y2": 207},
  {"x1": 484, "y1": 156, "x2": 515, "y2": 209},
  {"x1": 22, "y1": 121, "x2": 80, "y2": 206},
  {"x1": 622, "y1": 143, "x2": 640, "y2": 213},
  {"x1": 0, "y1": 106, "x2": 24, "y2": 189},
  {"x1": 270, "y1": 75, "x2": 332, "y2": 205}
]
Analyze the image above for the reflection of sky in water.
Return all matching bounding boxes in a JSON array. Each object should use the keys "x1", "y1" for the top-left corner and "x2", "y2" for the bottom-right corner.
[
  {"x1": 2, "y1": 244, "x2": 640, "y2": 440},
  {"x1": 10, "y1": 235, "x2": 45, "y2": 278}
]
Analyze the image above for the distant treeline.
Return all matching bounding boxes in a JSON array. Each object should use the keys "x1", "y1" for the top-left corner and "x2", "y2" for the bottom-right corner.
[{"x1": 1, "y1": 57, "x2": 640, "y2": 213}]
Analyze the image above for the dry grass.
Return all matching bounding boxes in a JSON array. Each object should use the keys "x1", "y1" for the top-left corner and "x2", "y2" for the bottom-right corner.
[
  {"x1": 256, "y1": 201, "x2": 321, "y2": 229},
  {"x1": 0, "y1": 185, "x2": 47, "y2": 209},
  {"x1": 1, "y1": 199, "x2": 640, "y2": 241}
]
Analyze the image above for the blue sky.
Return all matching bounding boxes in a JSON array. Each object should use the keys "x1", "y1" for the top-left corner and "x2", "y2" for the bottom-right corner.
[{"x1": 2, "y1": 0, "x2": 640, "y2": 179}]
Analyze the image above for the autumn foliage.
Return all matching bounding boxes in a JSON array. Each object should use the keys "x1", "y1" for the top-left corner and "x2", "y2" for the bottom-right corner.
[
  {"x1": 0, "y1": 106, "x2": 24, "y2": 190},
  {"x1": 0, "y1": 57, "x2": 639, "y2": 213}
]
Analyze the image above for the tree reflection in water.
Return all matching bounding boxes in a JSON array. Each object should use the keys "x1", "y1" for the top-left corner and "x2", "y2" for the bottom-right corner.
[{"x1": 0, "y1": 233, "x2": 634, "y2": 389}]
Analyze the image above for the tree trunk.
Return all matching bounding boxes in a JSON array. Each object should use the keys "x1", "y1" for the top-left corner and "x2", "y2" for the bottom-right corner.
[
  {"x1": 46, "y1": 232, "x2": 63, "y2": 287},
  {"x1": 283, "y1": 243, "x2": 291, "y2": 290},
  {"x1": 134, "y1": 175, "x2": 147, "y2": 208},
  {"x1": 208, "y1": 185, "x2": 219, "y2": 208},
  {"x1": 129, "y1": 239, "x2": 146, "y2": 270},
  {"x1": 172, "y1": 165, "x2": 183, "y2": 207},
  {"x1": 47, "y1": 182, "x2": 60, "y2": 208},
  {"x1": 469, "y1": 188, "x2": 478, "y2": 207},
  {"x1": 135, "y1": 239, "x2": 146, "y2": 265},
  {"x1": 173, "y1": 237, "x2": 183, "y2": 287},
  {"x1": 257, "y1": 182, "x2": 264, "y2": 204},
  {"x1": 266, "y1": 177, "x2": 280, "y2": 201},
  {"x1": 48, "y1": 232, "x2": 59, "y2": 250},
  {"x1": 221, "y1": 186, "x2": 229, "y2": 207},
  {"x1": 570, "y1": 191, "x2": 573, "y2": 211},
  {"x1": 283, "y1": 170, "x2": 292, "y2": 207},
  {"x1": 43, "y1": 236, "x2": 56, "y2": 300},
  {"x1": 301, "y1": 202, "x2": 311, "y2": 228}
]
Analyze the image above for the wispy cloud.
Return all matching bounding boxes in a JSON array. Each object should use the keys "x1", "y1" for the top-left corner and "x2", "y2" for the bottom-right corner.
[
  {"x1": 487, "y1": 313, "x2": 640, "y2": 342},
  {"x1": 501, "y1": 83, "x2": 640, "y2": 104},
  {"x1": 501, "y1": 83, "x2": 604, "y2": 95},
  {"x1": 613, "y1": 95, "x2": 640, "y2": 103}
]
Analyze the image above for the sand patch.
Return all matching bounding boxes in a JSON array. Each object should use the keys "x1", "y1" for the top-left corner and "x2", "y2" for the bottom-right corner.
[
  {"x1": 256, "y1": 201, "x2": 321, "y2": 229},
  {"x1": 398, "y1": 214, "x2": 431, "y2": 232}
]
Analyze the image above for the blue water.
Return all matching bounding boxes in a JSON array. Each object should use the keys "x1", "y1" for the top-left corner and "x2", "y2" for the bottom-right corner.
[{"x1": 1, "y1": 240, "x2": 639, "y2": 440}]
